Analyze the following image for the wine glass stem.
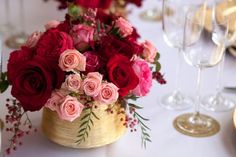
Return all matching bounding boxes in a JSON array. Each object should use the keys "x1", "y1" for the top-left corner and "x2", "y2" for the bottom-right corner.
[
  {"x1": 5, "y1": 0, "x2": 11, "y2": 27},
  {"x1": 19, "y1": 0, "x2": 25, "y2": 34},
  {"x1": 216, "y1": 52, "x2": 225, "y2": 94},
  {"x1": 195, "y1": 67, "x2": 203, "y2": 115},
  {"x1": 174, "y1": 48, "x2": 183, "y2": 92}
]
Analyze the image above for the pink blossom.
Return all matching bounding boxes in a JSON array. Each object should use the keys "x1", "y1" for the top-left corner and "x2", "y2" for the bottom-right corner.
[
  {"x1": 59, "y1": 49, "x2": 86, "y2": 72},
  {"x1": 45, "y1": 90, "x2": 66, "y2": 111},
  {"x1": 45, "y1": 20, "x2": 60, "y2": 30},
  {"x1": 83, "y1": 72, "x2": 103, "y2": 97},
  {"x1": 96, "y1": 82, "x2": 119, "y2": 105},
  {"x1": 70, "y1": 24, "x2": 94, "y2": 51},
  {"x1": 58, "y1": 96, "x2": 84, "y2": 122},
  {"x1": 115, "y1": 17, "x2": 133, "y2": 37},
  {"x1": 24, "y1": 31, "x2": 42, "y2": 48},
  {"x1": 142, "y1": 40, "x2": 157, "y2": 63},
  {"x1": 132, "y1": 59, "x2": 152, "y2": 97},
  {"x1": 63, "y1": 74, "x2": 82, "y2": 93}
]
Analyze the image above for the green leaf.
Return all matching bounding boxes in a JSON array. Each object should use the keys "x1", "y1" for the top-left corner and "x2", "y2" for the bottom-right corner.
[
  {"x1": 91, "y1": 112, "x2": 99, "y2": 120},
  {"x1": 77, "y1": 134, "x2": 84, "y2": 138},
  {"x1": 155, "y1": 53, "x2": 160, "y2": 61},
  {"x1": 155, "y1": 62, "x2": 161, "y2": 72},
  {"x1": 128, "y1": 103, "x2": 143, "y2": 109},
  {"x1": 68, "y1": 4, "x2": 80, "y2": 18},
  {"x1": 0, "y1": 81, "x2": 9, "y2": 93},
  {"x1": 135, "y1": 112, "x2": 149, "y2": 121},
  {"x1": 79, "y1": 120, "x2": 88, "y2": 128},
  {"x1": 89, "y1": 119, "x2": 94, "y2": 126},
  {"x1": 78, "y1": 128, "x2": 86, "y2": 134},
  {"x1": 80, "y1": 113, "x2": 90, "y2": 121}
]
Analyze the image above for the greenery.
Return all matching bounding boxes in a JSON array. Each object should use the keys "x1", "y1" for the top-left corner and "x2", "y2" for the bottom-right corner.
[
  {"x1": 0, "y1": 72, "x2": 9, "y2": 93},
  {"x1": 128, "y1": 103, "x2": 151, "y2": 148},
  {"x1": 76, "y1": 106, "x2": 99, "y2": 145}
]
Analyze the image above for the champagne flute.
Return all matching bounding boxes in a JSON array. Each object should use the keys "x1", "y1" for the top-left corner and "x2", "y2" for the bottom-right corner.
[
  {"x1": 140, "y1": 0, "x2": 173, "y2": 22},
  {"x1": 201, "y1": 0, "x2": 236, "y2": 112},
  {"x1": 0, "y1": 0, "x2": 14, "y2": 34},
  {"x1": 174, "y1": 6, "x2": 226, "y2": 137},
  {"x1": 5, "y1": 0, "x2": 28, "y2": 49},
  {"x1": 161, "y1": 0, "x2": 194, "y2": 110}
]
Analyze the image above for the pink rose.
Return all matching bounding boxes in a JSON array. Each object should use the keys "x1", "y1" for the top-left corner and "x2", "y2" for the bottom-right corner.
[
  {"x1": 24, "y1": 31, "x2": 42, "y2": 48},
  {"x1": 63, "y1": 74, "x2": 82, "y2": 93},
  {"x1": 83, "y1": 72, "x2": 103, "y2": 97},
  {"x1": 132, "y1": 59, "x2": 152, "y2": 97},
  {"x1": 58, "y1": 96, "x2": 84, "y2": 122},
  {"x1": 59, "y1": 49, "x2": 86, "y2": 72},
  {"x1": 96, "y1": 83, "x2": 119, "y2": 105},
  {"x1": 70, "y1": 24, "x2": 94, "y2": 51},
  {"x1": 115, "y1": 17, "x2": 133, "y2": 37},
  {"x1": 142, "y1": 40, "x2": 157, "y2": 63},
  {"x1": 45, "y1": 20, "x2": 60, "y2": 30},
  {"x1": 45, "y1": 90, "x2": 67, "y2": 111}
]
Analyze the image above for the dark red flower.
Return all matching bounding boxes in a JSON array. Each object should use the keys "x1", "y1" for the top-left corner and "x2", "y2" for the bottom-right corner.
[
  {"x1": 74, "y1": 0, "x2": 112, "y2": 9},
  {"x1": 96, "y1": 10, "x2": 117, "y2": 25},
  {"x1": 36, "y1": 28, "x2": 73, "y2": 63},
  {"x1": 56, "y1": 15, "x2": 71, "y2": 33},
  {"x1": 8, "y1": 54, "x2": 65, "y2": 112},
  {"x1": 84, "y1": 51, "x2": 101, "y2": 72},
  {"x1": 125, "y1": 0, "x2": 142, "y2": 7},
  {"x1": 7, "y1": 47, "x2": 35, "y2": 83},
  {"x1": 98, "y1": 35, "x2": 143, "y2": 60},
  {"x1": 107, "y1": 54, "x2": 139, "y2": 97}
]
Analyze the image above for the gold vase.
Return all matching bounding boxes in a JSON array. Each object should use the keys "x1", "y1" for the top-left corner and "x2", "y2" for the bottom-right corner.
[{"x1": 41, "y1": 103, "x2": 126, "y2": 148}]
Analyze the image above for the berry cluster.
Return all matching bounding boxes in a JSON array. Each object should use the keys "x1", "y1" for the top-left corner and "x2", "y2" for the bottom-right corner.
[{"x1": 4, "y1": 99, "x2": 37, "y2": 155}]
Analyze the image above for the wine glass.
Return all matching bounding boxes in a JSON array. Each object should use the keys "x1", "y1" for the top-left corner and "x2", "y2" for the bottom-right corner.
[
  {"x1": 174, "y1": 5, "x2": 226, "y2": 137},
  {"x1": 201, "y1": 0, "x2": 236, "y2": 112},
  {"x1": 140, "y1": 0, "x2": 173, "y2": 22},
  {"x1": 5, "y1": 0, "x2": 28, "y2": 49},
  {"x1": 161, "y1": 0, "x2": 194, "y2": 110},
  {"x1": 0, "y1": 0, "x2": 14, "y2": 34}
]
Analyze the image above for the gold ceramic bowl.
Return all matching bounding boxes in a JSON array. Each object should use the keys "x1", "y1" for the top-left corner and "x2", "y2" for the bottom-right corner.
[{"x1": 41, "y1": 103, "x2": 126, "y2": 149}]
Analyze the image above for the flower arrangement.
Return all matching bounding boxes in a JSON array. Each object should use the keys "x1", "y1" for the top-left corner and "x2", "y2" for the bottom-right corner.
[{"x1": 1, "y1": 6, "x2": 165, "y2": 154}]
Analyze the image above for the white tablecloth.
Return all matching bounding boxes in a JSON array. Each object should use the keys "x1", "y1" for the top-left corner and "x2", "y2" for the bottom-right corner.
[{"x1": 0, "y1": 0, "x2": 236, "y2": 157}]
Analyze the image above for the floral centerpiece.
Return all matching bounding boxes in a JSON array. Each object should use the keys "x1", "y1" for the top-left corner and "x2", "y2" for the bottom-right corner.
[{"x1": 1, "y1": 6, "x2": 165, "y2": 154}]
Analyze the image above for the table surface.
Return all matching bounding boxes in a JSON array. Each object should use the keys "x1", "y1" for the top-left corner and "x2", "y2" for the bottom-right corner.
[{"x1": 0, "y1": 0, "x2": 236, "y2": 157}]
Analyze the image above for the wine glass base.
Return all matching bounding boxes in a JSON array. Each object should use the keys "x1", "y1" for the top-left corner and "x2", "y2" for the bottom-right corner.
[
  {"x1": 140, "y1": 9, "x2": 162, "y2": 21},
  {"x1": 160, "y1": 91, "x2": 193, "y2": 110},
  {"x1": 173, "y1": 113, "x2": 220, "y2": 137},
  {"x1": 5, "y1": 33, "x2": 28, "y2": 49},
  {"x1": 201, "y1": 95, "x2": 236, "y2": 112}
]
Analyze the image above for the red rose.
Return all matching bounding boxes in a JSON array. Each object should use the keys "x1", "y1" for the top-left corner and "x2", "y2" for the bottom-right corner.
[
  {"x1": 36, "y1": 29, "x2": 73, "y2": 62},
  {"x1": 99, "y1": 35, "x2": 143, "y2": 60},
  {"x1": 7, "y1": 47, "x2": 35, "y2": 83},
  {"x1": 75, "y1": 0, "x2": 112, "y2": 9},
  {"x1": 8, "y1": 52, "x2": 65, "y2": 111},
  {"x1": 107, "y1": 54, "x2": 139, "y2": 97}
]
